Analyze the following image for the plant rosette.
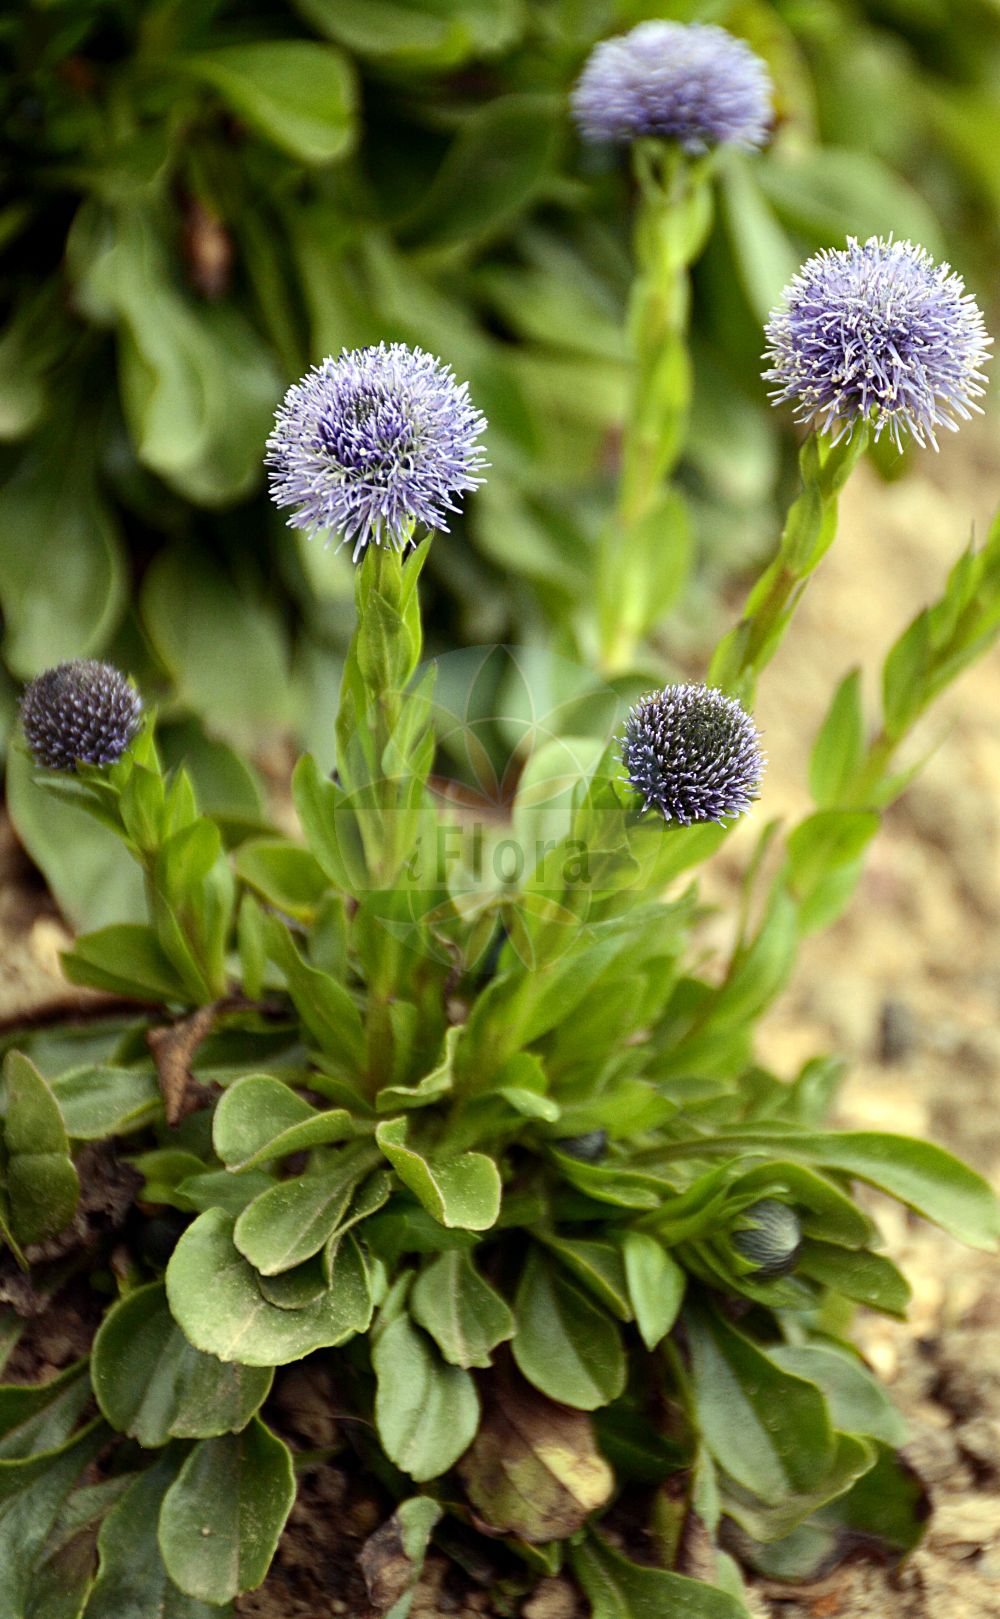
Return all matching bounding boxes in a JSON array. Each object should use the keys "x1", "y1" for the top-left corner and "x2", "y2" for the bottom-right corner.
[{"x1": 0, "y1": 27, "x2": 997, "y2": 1613}]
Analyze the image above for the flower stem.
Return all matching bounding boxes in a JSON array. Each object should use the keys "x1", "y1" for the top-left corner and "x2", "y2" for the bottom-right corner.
[
  {"x1": 708, "y1": 426, "x2": 869, "y2": 700},
  {"x1": 598, "y1": 145, "x2": 714, "y2": 674}
]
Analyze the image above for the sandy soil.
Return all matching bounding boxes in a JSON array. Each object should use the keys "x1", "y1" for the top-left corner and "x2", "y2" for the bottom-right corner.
[{"x1": 1, "y1": 425, "x2": 999, "y2": 1616}]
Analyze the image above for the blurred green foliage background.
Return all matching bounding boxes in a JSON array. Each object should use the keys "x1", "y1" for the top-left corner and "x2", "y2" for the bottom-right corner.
[{"x1": 2, "y1": 0, "x2": 999, "y2": 923}]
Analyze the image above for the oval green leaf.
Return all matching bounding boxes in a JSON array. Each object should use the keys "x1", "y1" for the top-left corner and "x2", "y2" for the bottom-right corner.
[
  {"x1": 512, "y1": 1249, "x2": 625, "y2": 1411},
  {"x1": 158, "y1": 1418, "x2": 295, "y2": 1603},
  {"x1": 375, "y1": 1118, "x2": 500, "y2": 1231},
  {"x1": 372, "y1": 1313, "x2": 479, "y2": 1482},
  {"x1": 409, "y1": 1251, "x2": 515, "y2": 1369},
  {"x1": 92, "y1": 1282, "x2": 272, "y2": 1446},
  {"x1": 166, "y1": 1209, "x2": 372, "y2": 1365}
]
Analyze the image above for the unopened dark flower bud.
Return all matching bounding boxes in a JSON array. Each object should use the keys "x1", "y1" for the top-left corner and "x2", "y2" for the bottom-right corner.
[
  {"x1": 731, "y1": 1199, "x2": 802, "y2": 1279},
  {"x1": 554, "y1": 1130, "x2": 608, "y2": 1163},
  {"x1": 21, "y1": 660, "x2": 142, "y2": 773},
  {"x1": 620, "y1": 683, "x2": 764, "y2": 826}
]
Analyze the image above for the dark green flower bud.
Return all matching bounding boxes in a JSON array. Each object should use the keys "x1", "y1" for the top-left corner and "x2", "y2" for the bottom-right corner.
[
  {"x1": 731, "y1": 1199, "x2": 802, "y2": 1279},
  {"x1": 554, "y1": 1130, "x2": 608, "y2": 1163}
]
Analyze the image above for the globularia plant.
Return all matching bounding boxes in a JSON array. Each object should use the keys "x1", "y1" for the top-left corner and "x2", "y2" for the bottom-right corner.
[{"x1": 1, "y1": 22, "x2": 998, "y2": 1619}]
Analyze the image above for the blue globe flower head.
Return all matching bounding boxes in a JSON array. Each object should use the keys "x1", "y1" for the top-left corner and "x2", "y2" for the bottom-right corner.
[
  {"x1": 620, "y1": 683, "x2": 764, "y2": 826},
  {"x1": 266, "y1": 343, "x2": 488, "y2": 559},
  {"x1": 572, "y1": 21, "x2": 773, "y2": 154},
  {"x1": 763, "y1": 236, "x2": 992, "y2": 449},
  {"x1": 21, "y1": 661, "x2": 143, "y2": 773}
]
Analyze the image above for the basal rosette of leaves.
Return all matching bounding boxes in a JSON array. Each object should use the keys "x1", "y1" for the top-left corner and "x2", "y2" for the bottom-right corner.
[
  {"x1": 3, "y1": 0, "x2": 1000, "y2": 944},
  {"x1": 2, "y1": 310, "x2": 1000, "y2": 1612}
]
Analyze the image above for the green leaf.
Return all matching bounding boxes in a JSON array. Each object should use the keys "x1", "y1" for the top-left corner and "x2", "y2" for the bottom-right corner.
[
  {"x1": 685, "y1": 1305, "x2": 867, "y2": 1510},
  {"x1": 546, "y1": 1150, "x2": 663, "y2": 1211},
  {"x1": 372, "y1": 1313, "x2": 479, "y2": 1483},
  {"x1": 166, "y1": 1209, "x2": 372, "y2": 1365},
  {"x1": 809, "y1": 670, "x2": 865, "y2": 809},
  {"x1": 232, "y1": 838, "x2": 330, "y2": 923},
  {"x1": 237, "y1": 895, "x2": 267, "y2": 1002},
  {"x1": 176, "y1": 1169, "x2": 276, "y2": 1220},
  {"x1": 731, "y1": 1128, "x2": 1000, "y2": 1249},
  {"x1": 0, "y1": 1363, "x2": 92, "y2": 1458},
  {"x1": 263, "y1": 917, "x2": 365, "y2": 1071},
  {"x1": 213, "y1": 1074, "x2": 356, "y2": 1172},
  {"x1": 183, "y1": 43, "x2": 356, "y2": 165},
  {"x1": 622, "y1": 1231, "x2": 686, "y2": 1351},
  {"x1": 540, "y1": 1235, "x2": 632, "y2": 1322},
  {"x1": 402, "y1": 95, "x2": 561, "y2": 249},
  {"x1": 77, "y1": 209, "x2": 282, "y2": 508},
  {"x1": 512, "y1": 1248, "x2": 625, "y2": 1411},
  {"x1": 797, "y1": 1241, "x2": 911, "y2": 1316},
  {"x1": 375, "y1": 1118, "x2": 501, "y2": 1231},
  {"x1": 607, "y1": 490, "x2": 694, "y2": 649},
  {"x1": 233, "y1": 1144, "x2": 377, "y2": 1274},
  {"x1": 768, "y1": 1345, "x2": 907, "y2": 1448},
  {"x1": 571, "y1": 1531, "x2": 747, "y2": 1619},
  {"x1": 295, "y1": 0, "x2": 525, "y2": 62},
  {"x1": 758, "y1": 147, "x2": 943, "y2": 259},
  {"x1": 720, "y1": 155, "x2": 799, "y2": 323},
  {"x1": 61, "y1": 925, "x2": 188, "y2": 1001},
  {"x1": 882, "y1": 612, "x2": 932, "y2": 739},
  {"x1": 0, "y1": 1420, "x2": 108, "y2": 1619},
  {"x1": 159, "y1": 720, "x2": 265, "y2": 831},
  {"x1": 783, "y1": 811, "x2": 878, "y2": 929},
  {"x1": 375, "y1": 1029, "x2": 457, "y2": 1114},
  {"x1": 409, "y1": 1252, "x2": 515, "y2": 1369},
  {"x1": 141, "y1": 551, "x2": 291, "y2": 752},
  {"x1": 6, "y1": 744, "x2": 146, "y2": 933},
  {"x1": 1, "y1": 1052, "x2": 80, "y2": 1246},
  {"x1": 0, "y1": 430, "x2": 125, "y2": 679},
  {"x1": 291, "y1": 753, "x2": 357, "y2": 892},
  {"x1": 83, "y1": 1455, "x2": 231, "y2": 1618},
  {"x1": 92, "y1": 1282, "x2": 272, "y2": 1447},
  {"x1": 131, "y1": 1149, "x2": 214, "y2": 1210},
  {"x1": 158, "y1": 1419, "x2": 296, "y2": 1603},
  {"x1": 25, "y1": 1492, "x2": 110, "y2": 1619},
  {"x1": 50, "y1": 1065, "x2": 160, "y2": 1139},
  {"x1": 257, "y1": 1253, "x2": 329, "y2": 1310}
]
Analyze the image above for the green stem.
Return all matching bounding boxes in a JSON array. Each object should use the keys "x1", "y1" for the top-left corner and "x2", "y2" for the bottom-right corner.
[
  {"x1": 340, "y1": 537, "x2": 427, "y2": 1090},
  {"x1": 708, "y1": 426, "x2": 869, "y2": 700},
  {"x1": 598, "y1": 145, "x2": 714, "y2": 673}
]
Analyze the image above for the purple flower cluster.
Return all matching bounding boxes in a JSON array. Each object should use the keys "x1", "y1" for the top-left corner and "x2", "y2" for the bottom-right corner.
[
  {"x1": 572, "y1": 21, "x2": 772, "y2": 154},
  {"x1": 763, "y1": 236, "x2": 992, "y2": 449},
  {"x1": 266, "y1": 344, "x2": 488, "y2": 559},
  {"x1": 620, "y1": 683, "x2": 763, "y2": 826},
  {"x1": 21, "y1": 661, "x2": 142, "y2": 772}
]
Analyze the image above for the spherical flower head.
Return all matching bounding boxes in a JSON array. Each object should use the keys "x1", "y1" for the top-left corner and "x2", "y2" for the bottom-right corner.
[
  {"x1": 266, "y1": 343, "x2": 488, "y2": 560},
  {"x1": 572, "y1": 21, "x2": 772, "y2": 153},
  {"x1": 620, "y1": 683, "x2": 764, "y2": 826},
  {"x1": 21, "y1": 661, "x2": 143, "y2": 773},
  {"x1": 763, "y1": 236, "x2": 992, "y2": 449},
  {"x1": 731, "y1": 1199, "x2": 802, "y2": 1280}
]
